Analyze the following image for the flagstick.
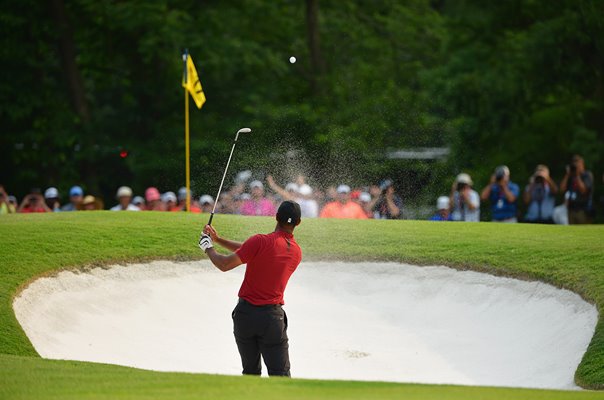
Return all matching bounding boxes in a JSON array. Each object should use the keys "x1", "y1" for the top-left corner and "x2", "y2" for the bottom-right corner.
[{"x1": 185, "y1": 85, "x2": 191, "y2": 212}]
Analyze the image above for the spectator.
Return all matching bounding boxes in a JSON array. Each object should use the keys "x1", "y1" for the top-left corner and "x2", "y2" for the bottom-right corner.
[
  {"x1": 144, "y1": 187, "x2": 164, "y2": 211},
  {"x1": 0, "y1": 186, "x2": 16, "y2": 214},
  {"x1": 450, "y1": 173, "x2": 480, "y2": 222},
  {"x1": 110, "y1": 186, "x2": 140, "y2": 211},
  {"x1": 81, "y1": 195, "x2": 98, "y2": 210},
  {"x1": 368, "y1": 179, "x2": 402, "y2": 219},
  {"x1": 175, "y1": 187, "x2": 201, "y2": 213},
  {"x1": 132, "y1": 196, "x2": 145, "y2": 210},
  {"x1": 358, "y1": 192, "x2": 373, "y2": 218},
  {"x1": 560, "y1": 155, "x2": 594, "y2": 224},
  {"x1": 240, "y1": 180, "x2": 276, "y2": 216},
  {"x1": 429, "y1": 196, "x2": 452, "y2": 221},
  {"x1": 199, "y1": 195, "x2": 215, "y2": 213},
  {"x1": 523, "y1": 165, "x2": 558, "y2": 224},
  {"x1": 266, "y1": 175, "x2": 318, "y2": 218},
  {"x1": 480, "y1": 165, "x2": 519, "y2": 223},
  {"x1": 18, "y1": 189, "x2": 51, "y2": 213},
  {"x1": 161, "y1": 191, "x2": 178, "y2": 211},
  {"x1": 61, "y1": 186, "x2": 84, "y2": 211},
  {"x1": 44, "y1": 187, "x2": 61, "y2": 211},
  {"x1": 320, "y1": 185, "x2": 368, "y2": 219}
]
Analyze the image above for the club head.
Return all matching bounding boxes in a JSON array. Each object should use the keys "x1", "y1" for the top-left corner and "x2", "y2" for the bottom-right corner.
[{"x1": 237, "y1": 128, "x2": 252, "y2": 135}]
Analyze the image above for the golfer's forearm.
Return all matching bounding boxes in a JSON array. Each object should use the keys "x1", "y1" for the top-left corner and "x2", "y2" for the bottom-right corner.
[
  {"x1": 205, "y1": 249, "x2": 229, "y2": 271},
  {"x1": 216, "y1": 237, "x2": 242, "y2": 252}
]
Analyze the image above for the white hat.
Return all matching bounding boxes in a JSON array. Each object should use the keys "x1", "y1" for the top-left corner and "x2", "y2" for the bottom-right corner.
[
  {"x1": 44, "y1": 187, "x2": 59, "y2": 199},
  {"x1": 178, "y1": 187, "x2": 191, "y2": 201},
  {"x1": 337, "y1": 184, "x2": 351, "y2": 194},
  {"x1": 199, "y1": 195, "x2": 214, "y2": 205},
  {"x1": 161, "y1": 191, "x2": 177, "y2": 203},
  {"x1": 116, "y1": 186, "x2": 133, "y2": 198},
  {"x1": 285, "y1": 183, "x2": 299, "y2": 192},
  {"x1": 132, "y1": 196, "x2": 144, "y2": 205},
  {"x1": 359, "y1": 192, "x2": 371, "y2": 202},
  {"x1": 239, "y1": 193, "x2": 251, "y2": 200},
  {"x1": 455, "y1": 173, "x2": 473, "y2": 186},
  {"x1": 298, "y1": 184, "x2": 312, "y2": 196},
  {"x1": 250, "y1": 180, "x2": 264, "y2": 189},
  {"x1": 437, "y1": 196, "x2": 450, "y2": 210},
  {"x1": 235, "y1": 170, "x2": 253, "y2": 184}
]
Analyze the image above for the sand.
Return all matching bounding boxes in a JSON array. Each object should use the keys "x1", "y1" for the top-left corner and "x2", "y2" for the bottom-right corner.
[{"x1": 13, "y1": 260, "x2": 597, "y2": 389}]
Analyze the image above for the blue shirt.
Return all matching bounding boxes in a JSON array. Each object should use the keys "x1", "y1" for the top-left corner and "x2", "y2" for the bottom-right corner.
[
  {"x1": 489, "y1": 182, "x2": 519, "y2": 221},
  {"x1": 429, "y1": 213, "x2": 452, "y2": 221},
  {"x1": 524, "y1": 184, "x2": 556, "y2": 221}
]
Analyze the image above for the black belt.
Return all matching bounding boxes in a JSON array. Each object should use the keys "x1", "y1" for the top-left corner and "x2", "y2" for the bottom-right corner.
[{"x1": 238, "y1": 298, "x2": 282, "y2": 308}]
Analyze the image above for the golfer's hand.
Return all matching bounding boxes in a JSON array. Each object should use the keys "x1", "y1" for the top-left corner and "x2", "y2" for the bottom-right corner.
[
  {"x1": 203, "y1": 224, "x2": 219, "y2": 241},
  {"x1": 199, "y1": 234, "x2": 213, "y2": 252}
]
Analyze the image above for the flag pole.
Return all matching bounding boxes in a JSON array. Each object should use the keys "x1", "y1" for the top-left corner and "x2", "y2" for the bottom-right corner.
[{"x1": 183, "y1": 49, "x2": 191, "y2": 212}]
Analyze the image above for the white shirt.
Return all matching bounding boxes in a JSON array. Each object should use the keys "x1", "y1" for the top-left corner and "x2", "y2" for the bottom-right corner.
[
  {"x1": 110, "y1": 204, "x2": 140, "y2": 211},
  {"x1": 297, "y1": 198, "x2": 319, "y2": 218},
  {"x1": 451, "y1": 190, "x2": 480, "y2": 222}
]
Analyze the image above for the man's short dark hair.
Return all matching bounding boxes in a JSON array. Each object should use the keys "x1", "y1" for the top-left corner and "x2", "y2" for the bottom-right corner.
[{"x1": 277, "y1": 201, "x2": 301, "y2": 226}]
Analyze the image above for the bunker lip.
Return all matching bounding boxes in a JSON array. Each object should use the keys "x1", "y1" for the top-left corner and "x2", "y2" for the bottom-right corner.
[{"x1": 13, "y1": 260, "x2": 597, "y2": 390}]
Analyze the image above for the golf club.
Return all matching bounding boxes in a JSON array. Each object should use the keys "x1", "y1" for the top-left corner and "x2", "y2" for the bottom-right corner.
[{"x1": 207, "y1": 127, "x2": 251, "y2": 225}]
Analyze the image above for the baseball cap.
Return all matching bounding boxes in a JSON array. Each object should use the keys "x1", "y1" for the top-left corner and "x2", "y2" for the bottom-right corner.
[
  {"x1": 177, "y1": 187, "x2": 192, "y2": 201},
  {"x1": 495, "y1": 165, "x2": 510, "y2": 177},
  {"x1": 199, "y1": 195, "x2": 214, "y2": 205},
  {"x1": 337, "y1": 184, "x2": 351, "y2": 194},
  {"x1": 277, "y1": 200, "x2": 301, "y2": 225},
  {"x1": 145, "y1": 187, "x2": 161, "y2": 202},
  {"x1": 82, "y1": 195, "x2": 95, "y2": 205},
  {"x1": 455, "y1": 173, "x2": 473, "y2": 186},
  {"x1": 116, "y1": 186, "x2": 133, "y2": 198},
  {"x1": 250, "y1": 180, "x2": 264, "y2": 190},
  {"x1": 437, "y1": 196, "x2": 450, "y2": 210},
  {"x1": 298, "y1": 184, "x2": 312, "y2": 196},
  {"x1": 70, "y1": 186, "x2": 83, "y2": 197},
  {"x1": 359, "y1": 192, "x2": 371, "y2": 202},
  {"x1": 44, "y1": 187, "x2": 59, "y2": 199},
  {"x1": 285, "y1": 183, "x2": 299, "y2": 192},
  {"x1": 235, "y1": 170, "x2": 253, "y2": 184},
  {"x1": 132, "y1": 196, "x2": 144, "y2": 206},
  {"x1": 161, "y1": 191, "x2": 177, "y2": 203}
]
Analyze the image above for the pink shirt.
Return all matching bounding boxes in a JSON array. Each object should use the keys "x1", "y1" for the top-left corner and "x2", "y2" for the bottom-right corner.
[{"x1": 240, "y1": 198, "x2": 276, "y2": 216}]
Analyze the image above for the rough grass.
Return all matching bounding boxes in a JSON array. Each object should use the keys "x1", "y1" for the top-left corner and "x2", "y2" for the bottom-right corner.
[{"x1": 0, "y1": 212, "x2": 603, "y2": 399}]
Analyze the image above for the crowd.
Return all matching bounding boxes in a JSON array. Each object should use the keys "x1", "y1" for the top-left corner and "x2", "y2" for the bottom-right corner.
[{"x1": 0, "y1": 155, "x2": 597, "y2": 225}]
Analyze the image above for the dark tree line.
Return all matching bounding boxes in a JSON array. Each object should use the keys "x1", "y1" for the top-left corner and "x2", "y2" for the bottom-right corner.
[{"x1": 1, "y1": 0, "x2": 602, "y2": 211}]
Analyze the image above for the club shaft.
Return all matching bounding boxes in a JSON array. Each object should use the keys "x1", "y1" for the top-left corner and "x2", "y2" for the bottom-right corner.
[{"x1": 209, "y1": 139, "x2": 238, "y2": 224}]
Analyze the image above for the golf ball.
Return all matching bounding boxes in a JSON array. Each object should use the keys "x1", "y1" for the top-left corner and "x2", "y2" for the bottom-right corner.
[{"x1": 289, "y1": 56, "x2": 296, "y2": 64}]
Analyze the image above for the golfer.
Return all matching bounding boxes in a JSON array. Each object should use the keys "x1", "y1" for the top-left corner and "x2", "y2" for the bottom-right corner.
[{"x1": 198, "y1": 200, "x2": 302, "y2": 377}]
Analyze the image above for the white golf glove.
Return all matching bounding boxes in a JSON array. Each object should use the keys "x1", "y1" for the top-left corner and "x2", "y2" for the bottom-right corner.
[{"x1": 199, "y1": 234, "x2": 213, "y2": 252}]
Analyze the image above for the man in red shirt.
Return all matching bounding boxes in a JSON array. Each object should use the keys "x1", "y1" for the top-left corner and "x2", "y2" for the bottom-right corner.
[
  {"x1": 319, "y1": 184, "x2": 368, "y2": 219},
  {"x1": 199, "y1": 200, "x2": 302, "y2": 377}
]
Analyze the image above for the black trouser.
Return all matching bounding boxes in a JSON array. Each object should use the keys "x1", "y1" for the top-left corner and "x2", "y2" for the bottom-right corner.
[{"x1": 232, "y1": 299, "x2": 290, "y2": 377}]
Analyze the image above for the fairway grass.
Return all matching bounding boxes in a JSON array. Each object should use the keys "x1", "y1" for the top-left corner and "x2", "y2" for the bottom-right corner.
[{"x1": 1, "y1": 212, "x2": 603, "y2": 399}]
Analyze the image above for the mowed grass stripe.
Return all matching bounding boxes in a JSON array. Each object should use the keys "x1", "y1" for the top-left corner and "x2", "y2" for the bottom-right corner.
[{"x1": 0, "y1": 212, "x2": 603, "y2": 398}]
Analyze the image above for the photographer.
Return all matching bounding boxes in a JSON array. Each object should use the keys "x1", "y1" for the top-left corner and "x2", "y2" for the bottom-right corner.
[
  {"x1": 368, "y1": 179, "x2": 402, "y2": 219},
  {"x1": 480, "y1": 165, "x2": 519, "y2": 222},
  {"x1": 17, "y1": 189, "x2": 51, "y2": 213},
  {"x1": 450, "y1": 173, "x2": 480, "y2": 222},
  {"x1": 560, "y1": 155, "x2": 594, "y2": 224},
  {"x1": 523, "y1": 165, "x2": 558, "y2": 224}
]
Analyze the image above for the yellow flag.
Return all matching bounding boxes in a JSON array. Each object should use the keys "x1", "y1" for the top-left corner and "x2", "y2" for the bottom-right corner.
[{"x1": 182, "y1": 55, "x2": 206, "y2": 109}]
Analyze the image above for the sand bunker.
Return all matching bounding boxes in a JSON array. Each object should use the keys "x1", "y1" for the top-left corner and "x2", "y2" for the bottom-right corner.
[{"x1": 13, "y1": 261, "x2": 597, "y2": 389}]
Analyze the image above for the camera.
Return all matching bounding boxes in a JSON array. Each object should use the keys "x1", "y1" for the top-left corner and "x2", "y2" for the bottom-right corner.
[
  {"x1": 569, "y1": 163, "x2": 577, "y2": 174},
  {"x1": 457, "y1": 182, "x2": 468, "y2": 192},
  {"x1": 534, "y1": 176, "x2": 545, "y2": 184},
  {"x1": 379, "y1": 179, "x2": 393, "y2": 191},
  {"x1": 495, "y1": 170, "x2": 505, "y2": 182}
]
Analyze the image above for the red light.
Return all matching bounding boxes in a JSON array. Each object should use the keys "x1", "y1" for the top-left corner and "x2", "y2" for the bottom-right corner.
[{"x1": 120, "y1": 150, "x2": 128, "y2": 158}]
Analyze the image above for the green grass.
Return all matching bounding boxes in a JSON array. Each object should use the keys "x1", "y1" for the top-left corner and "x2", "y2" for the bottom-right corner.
[{"x1": 0, "y1": 211, "x2": 603, "y2": 399}]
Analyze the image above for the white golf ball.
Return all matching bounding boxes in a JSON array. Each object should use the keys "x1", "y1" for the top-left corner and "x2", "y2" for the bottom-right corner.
[{"x1": 289, "y1": 56, "x2": 296, "y2": 64}]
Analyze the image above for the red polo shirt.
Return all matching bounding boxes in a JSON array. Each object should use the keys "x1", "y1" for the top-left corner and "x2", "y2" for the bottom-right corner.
[{"x1": 235, "y1": 230, "x2": 302, "y2": 305}]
